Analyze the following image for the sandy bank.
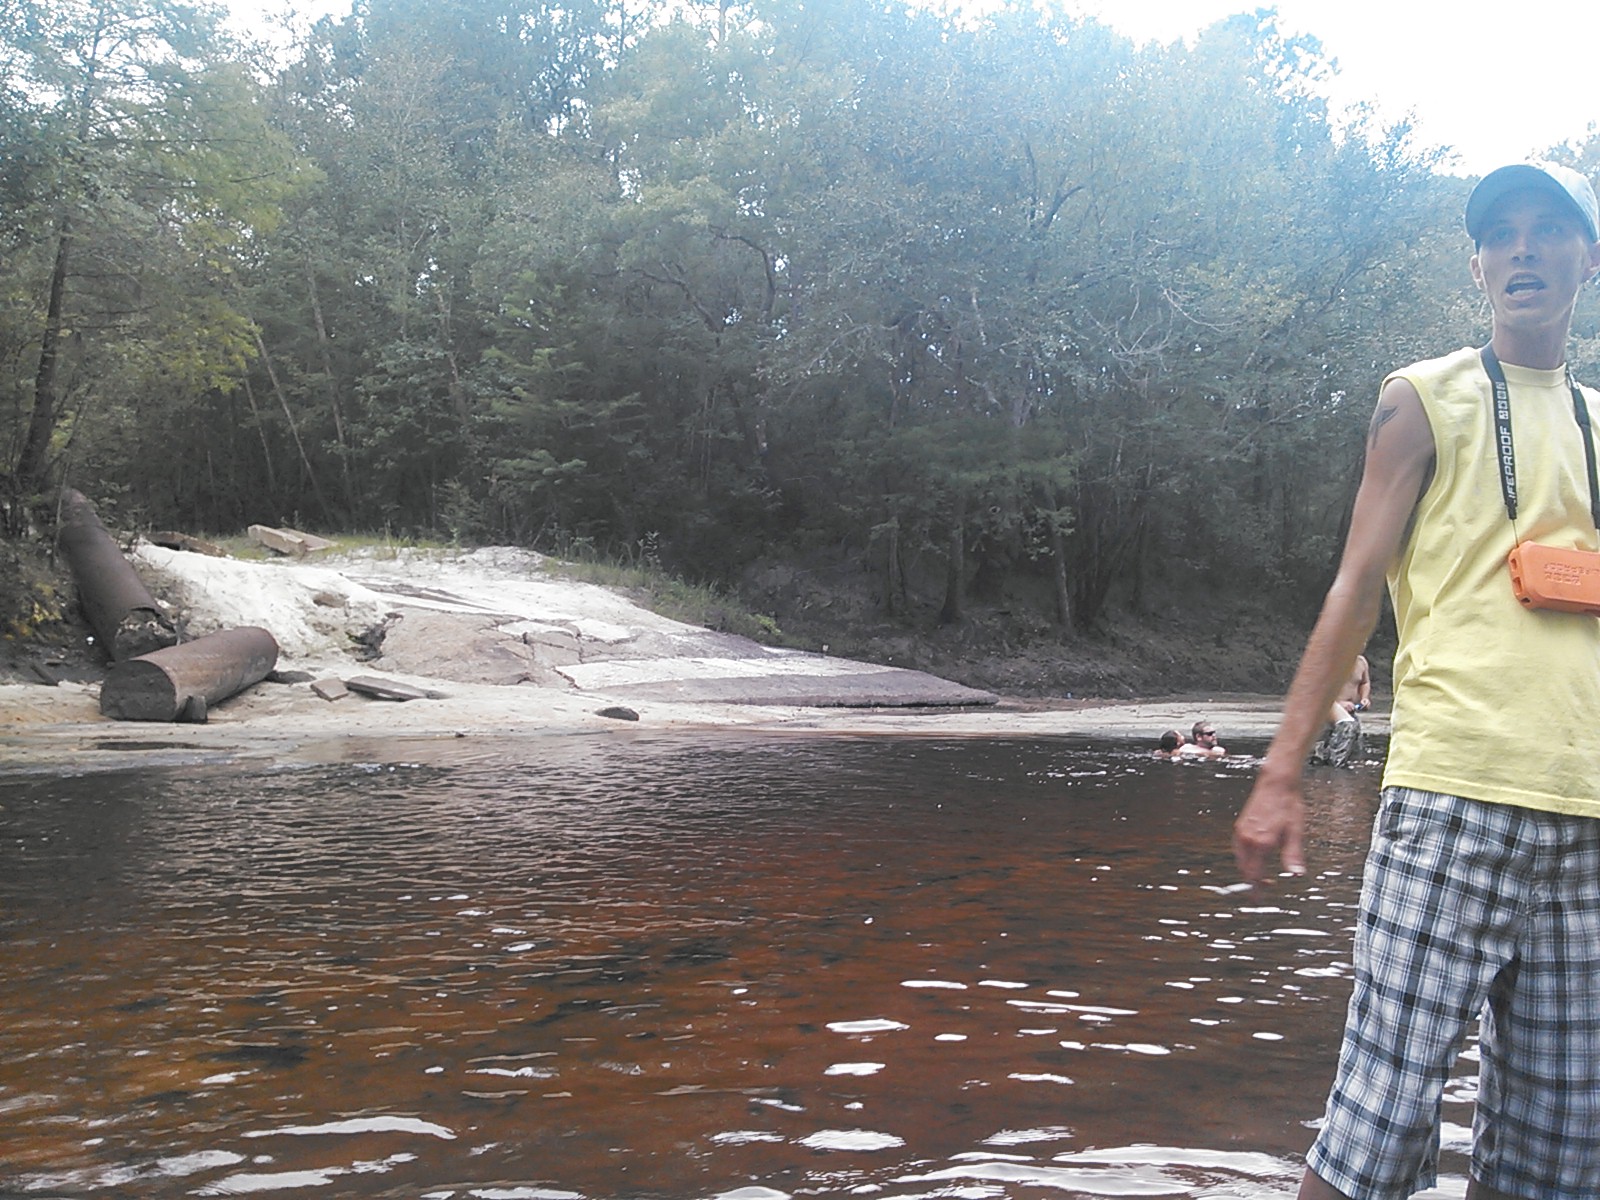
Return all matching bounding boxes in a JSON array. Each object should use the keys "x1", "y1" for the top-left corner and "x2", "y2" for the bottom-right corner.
[
  {"x1": 0, "y1": 677, "x2": 1346, "y2": 772},
  {"x1": 1, "y1": 542, "x2": 1377, "y2": 770}
]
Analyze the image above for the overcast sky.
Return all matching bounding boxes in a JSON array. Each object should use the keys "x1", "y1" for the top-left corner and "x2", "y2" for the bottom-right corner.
[
  {"x1": 224, "y1": 0, "x2": 1599, "y2": 179},
  {"x1": 1070, "y1": 0, "x2": 1597, "y2": 177}
]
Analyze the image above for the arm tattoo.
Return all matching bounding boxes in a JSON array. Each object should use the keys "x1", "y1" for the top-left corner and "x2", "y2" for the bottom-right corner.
[{"x1": 1368, "y1": 403, "x2": 1399, "y2": 449}]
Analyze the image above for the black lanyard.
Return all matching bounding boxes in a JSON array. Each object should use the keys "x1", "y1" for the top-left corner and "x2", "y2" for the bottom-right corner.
[{"x1": 1478, "y1": 345, "x2": 1600, "y2": 531}]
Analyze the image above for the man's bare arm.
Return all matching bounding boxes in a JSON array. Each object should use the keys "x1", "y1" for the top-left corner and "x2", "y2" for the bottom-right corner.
[
  {"x1": 1233, "y1": 377, "x2": 1434, "y2": 885},
  {"x1": 1368, "y1": 400, "x2": 1404, "y2": 448}
]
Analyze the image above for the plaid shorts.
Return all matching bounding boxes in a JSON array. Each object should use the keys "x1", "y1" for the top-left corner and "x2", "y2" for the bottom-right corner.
[{"x1": 1307, "y1": 787, "x2": 1600, "y2": 1200}]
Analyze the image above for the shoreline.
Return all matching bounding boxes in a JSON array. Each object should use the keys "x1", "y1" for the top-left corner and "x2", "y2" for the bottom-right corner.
[
  {"x1": 2, "y1": 543, "x2": 1383, "y2": 772},
  {"x1": 0, "y1": 676, "x2": 1388, "y2": 772}
]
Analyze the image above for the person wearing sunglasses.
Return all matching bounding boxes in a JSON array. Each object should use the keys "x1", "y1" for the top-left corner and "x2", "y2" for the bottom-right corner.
[{"x1": 1191, "y1": 721, "x2": 1227, "y2": 756}]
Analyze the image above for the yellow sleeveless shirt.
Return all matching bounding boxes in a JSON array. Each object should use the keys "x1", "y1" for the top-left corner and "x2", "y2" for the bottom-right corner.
[{"x1": 1382, "y1": 346, "x2": 1600, "y2": 815}]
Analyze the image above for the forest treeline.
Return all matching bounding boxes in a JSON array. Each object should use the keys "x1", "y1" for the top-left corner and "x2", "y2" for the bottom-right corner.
[{"x1": 5, "y1": 0, "x2": 1600, "y2": 640}]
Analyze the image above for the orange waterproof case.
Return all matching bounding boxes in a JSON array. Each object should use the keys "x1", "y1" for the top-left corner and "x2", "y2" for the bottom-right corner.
[{"x1": 1507, "y1": 541, "x2": 1600, "y2": 615}]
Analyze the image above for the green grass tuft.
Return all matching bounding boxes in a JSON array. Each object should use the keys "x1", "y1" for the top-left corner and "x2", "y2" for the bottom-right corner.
[{"x1": 547, "y1": 559, "x2": 783, "y2": 643}]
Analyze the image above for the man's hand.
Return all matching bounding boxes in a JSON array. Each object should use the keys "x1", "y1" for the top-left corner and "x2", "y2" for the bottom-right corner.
[
  {"x1": 1233, "y1": 773, "x2": 1308, "y2": 886},
  {"x1": 1230, "y1": 374, "x2": 1429, "y2": 888}
]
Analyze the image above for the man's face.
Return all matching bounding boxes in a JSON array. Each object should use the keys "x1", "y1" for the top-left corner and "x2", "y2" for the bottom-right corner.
[
  {"x1": 1470, "y1": 188, "x2": 1600, "y2": 337},
  {"x1": 1195, "y1": 726, "x2": 1218, "y2": 747}
]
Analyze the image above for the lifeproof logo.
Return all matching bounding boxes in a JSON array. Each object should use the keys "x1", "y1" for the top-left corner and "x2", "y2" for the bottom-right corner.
[{"x1": 1495, "y1": 394, "x2": 1517, "y2": 505}]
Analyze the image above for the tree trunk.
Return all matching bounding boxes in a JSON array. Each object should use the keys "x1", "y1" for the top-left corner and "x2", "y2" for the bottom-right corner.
[
  {"x1": 17, "y1": 37, "x2": 100, "y2": 502},
  {"x1": 940, "y1": 493, "x2": 966, "y2": 625},
  {"x1": 15, "y1": 221, "x2": 73, "y2": 498},
  {"x1": 1044, "y1": 483, "x2": 1073, "y2": 629},
  {"x1": 1050, "y1": 521, "x2": 1073, "y2": 629},
  {"x1": 255, "y1": 329, "x2": 334, "y2": 523},
  {"x1": 882, "y1": 519, "x2": 900, "y2": 617},
  {"x1": 303, "y1": 257, "x2": 354, "y2": 515},
  {"x1": 241, "y1": 376, "x2": 278, "y2": 495}
]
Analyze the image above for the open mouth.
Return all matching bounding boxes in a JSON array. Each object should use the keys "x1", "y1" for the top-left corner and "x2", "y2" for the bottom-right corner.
[{"x1": 1506, "y1": 276, "x2": 1546, "y2": 296}]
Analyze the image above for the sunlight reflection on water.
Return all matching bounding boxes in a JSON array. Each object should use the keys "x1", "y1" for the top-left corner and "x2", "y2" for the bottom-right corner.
[{"x1": 0, "y1": 734, "x2": 1469, "y2": 1198}]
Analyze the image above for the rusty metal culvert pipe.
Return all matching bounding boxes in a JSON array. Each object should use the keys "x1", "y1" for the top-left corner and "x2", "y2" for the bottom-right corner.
[
  {"x1": 99, "y1": 626, "x2": 280, "y2": 723},
  {"x1": 56, "y1": 488, "x2": 177, "y2": 662}
]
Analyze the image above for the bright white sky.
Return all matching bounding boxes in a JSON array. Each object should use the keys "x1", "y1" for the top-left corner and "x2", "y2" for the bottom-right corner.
[
  {"x1": 1069, "y1": 0, "x2": 1598, "y2": 178},
  {"x1": 224, "y1": 0, "x2": 1599, "y2": 179}
]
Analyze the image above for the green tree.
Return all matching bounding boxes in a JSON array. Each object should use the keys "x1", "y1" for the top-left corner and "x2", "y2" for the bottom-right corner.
[
  {"x1": 0, "y1": 0, "x2": 1498, "y2": 660},
  {"x1": 236, "y1": 0, "x2": 612, "y2": 533},
  {"x1": 0, "y1": 0, "x2": 306, "y2": 526}
]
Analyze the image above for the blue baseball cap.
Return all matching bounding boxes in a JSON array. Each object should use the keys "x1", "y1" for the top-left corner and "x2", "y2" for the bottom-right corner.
[{"x1": 1466, "y1": 160, "x2": 1600, "y2": 244}]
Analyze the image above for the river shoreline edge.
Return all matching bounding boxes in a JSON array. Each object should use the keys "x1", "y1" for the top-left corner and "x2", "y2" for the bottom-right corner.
[{"x1": 0, "y1": 678, "x2": 1390, "y2": 773}]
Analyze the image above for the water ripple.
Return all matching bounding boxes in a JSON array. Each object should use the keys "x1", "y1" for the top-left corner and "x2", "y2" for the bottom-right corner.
[{"x1": 0, "y1": 735, "x2": 1475, "y2": 1199}]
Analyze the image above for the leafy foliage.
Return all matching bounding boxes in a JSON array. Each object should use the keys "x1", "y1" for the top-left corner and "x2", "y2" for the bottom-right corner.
[
  {"x1": 2, "y1": 0, "x2": 1568, "y2": 637},
  {"x1": 0, "y1": 0, "x2": 310, "y2": 529}
]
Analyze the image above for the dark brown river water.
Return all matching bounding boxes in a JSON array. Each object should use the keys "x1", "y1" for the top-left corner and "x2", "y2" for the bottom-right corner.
[{"x1": 0, "y1": 734, "x2": 1472, "y2": 1198}]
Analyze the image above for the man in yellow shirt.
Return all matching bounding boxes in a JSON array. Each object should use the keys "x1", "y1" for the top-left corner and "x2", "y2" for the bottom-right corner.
[{"x1": 1235, "y1": 162, "x2": 1600, "y2": 1200}]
